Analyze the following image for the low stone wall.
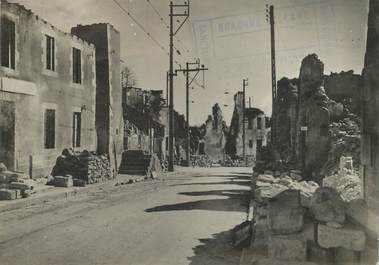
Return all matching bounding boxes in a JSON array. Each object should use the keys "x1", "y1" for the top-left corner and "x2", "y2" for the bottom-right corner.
[{"x1": 249, "y1": 168, "x2": 366, "y2": 265}]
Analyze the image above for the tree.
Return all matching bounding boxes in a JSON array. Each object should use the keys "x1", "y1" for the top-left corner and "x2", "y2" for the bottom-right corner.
[{"x1": 121, "y1": 64, "x2": 137, "y2": 89}]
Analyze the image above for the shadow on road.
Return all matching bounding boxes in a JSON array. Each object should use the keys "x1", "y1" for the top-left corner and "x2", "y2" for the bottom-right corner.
[
  {"x1": 146, "y1": 172, "x2": 250, "y2": 213},
  {"x1": 187, "y1": 226, "x2": 242, "y2": 265},
  {"x1": 145, "y1": 171, "x2": 251, "y2": 263},
  {"x1": 145, "y1": 189, "x2": 248, "y2": 213}
]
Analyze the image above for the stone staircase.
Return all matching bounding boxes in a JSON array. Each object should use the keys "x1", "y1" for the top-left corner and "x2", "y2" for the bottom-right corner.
[{"x1": 118, "y1": 150, "x2": 151, "y2": 175}]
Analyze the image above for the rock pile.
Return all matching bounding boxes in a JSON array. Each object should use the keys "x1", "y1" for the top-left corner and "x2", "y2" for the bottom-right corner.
[
  {"x1": 190, "y1": 155, "x2": 213, "y2": 167},
  {"x1": 250, "y1": 167, "x2": 366, "y2": 264},
  {"x1": 0, "y1": 163, "x2": 35, "y2": 200},
  {"x1": 322, "y1": 156, "x2": 362, "y2": 202},
  {"x1": 51, "y1": 149, "x2": 113, "y2": 186},
  {"x1": 321, "y1": 114, "x2": 361, "y2": 177}
]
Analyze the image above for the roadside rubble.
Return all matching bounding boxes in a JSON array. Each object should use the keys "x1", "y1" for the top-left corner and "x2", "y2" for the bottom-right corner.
[
  {"x1": 49, "y1": 148, "x2": 113, "y2": 187},
  {"x1": 240, "y1": 156, "x2": 365, "y2": 265},
  {"x1": 0, "y1": 163, "x2": 36, "y2": 200}
]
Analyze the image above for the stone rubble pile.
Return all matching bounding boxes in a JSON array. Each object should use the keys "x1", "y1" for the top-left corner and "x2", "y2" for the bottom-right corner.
[
  {"x1": 190, "y1": 155, "x2": 213, "y2": 167},
  {"x1": 0, "y1": 163, "x2": 35, "y2": 200},
  {"x1": 321, "y1": 114, "x2": 361, "y2": 177},
  {"x1": 323, "y1": 156, "x2": 362, "y2": 202},
  {"x1": 50, "y1": 148, "x2": 113, "y2": 187},
  {"x1": 249, "y1": 159, "x2": 366, "y2": 265}
]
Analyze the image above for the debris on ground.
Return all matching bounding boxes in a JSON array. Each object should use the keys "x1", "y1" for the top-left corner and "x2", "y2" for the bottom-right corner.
[{"x1": 51, "y1": 148, "x2": 113, "y2": 186}]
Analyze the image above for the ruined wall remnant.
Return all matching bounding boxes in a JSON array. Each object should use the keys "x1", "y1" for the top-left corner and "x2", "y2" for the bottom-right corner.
[
  {"x1": 275, "y1": 78, "x2": 299, "y2": 162},
  {"x1": 296, "y1": 54, "x2": 331, "y2": 181},
  {"x1": 226, "y1": 92, "x2": 268, "y2": 163},
  {"x1": 324, "y1": 71, "x2": 363, "y2": 115},
  {"x1": 203, "y1": 104, "x2": 227, "y2": 162}
]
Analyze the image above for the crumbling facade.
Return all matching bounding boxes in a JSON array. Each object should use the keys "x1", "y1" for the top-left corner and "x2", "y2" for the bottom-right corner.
[
  {"x1": 274, "y1": 54, "x2": 362, "y2": 182},
  {"x1": 203, "y1": 103, "x2": 227, "y2": 162},
  {"x1": 275, "y1": 78, "x2": 299, "y2": 162},
  {"x1": 227, "y1": 92, "x2": 269, "y2": 164},
  {"x1": 296, "y1": 54, "x2": 331, "y2": 180},
  {"x1": 71, "y1": 23, "x2": 123, "y2": 173},
  {"x1": 122, "y1": 86, "x2": 165, "y2": 157},
  {"x1": 0, "y1": 1, "x2": 97, "y2": 177}
]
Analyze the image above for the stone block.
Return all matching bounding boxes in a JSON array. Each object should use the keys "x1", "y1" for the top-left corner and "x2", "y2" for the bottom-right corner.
[
  {"x1": 53, "y1": 176, "x2": 73, "y2": 188},
  {"x1": 310, "y1": 187, "x2": 346, "y2": 224},
  {"x1": 0, "y1": 189, "x2": 18, "y2": 200},
  {"x1": 9, "y1": 182, "x2": 31, "y2": 191},
  {"x1": 334, "y1": 247, "x2": 359, "y2": 265},
  {"x1": 317, "y1": 224, "x2": 366, "y2": 251},
  {"x1": 268, "y1": 208, "x2": 304, "y2": 235},
  {"x1": 253, "y1": 258, "x2": 318, "y2": 265},
  {"x1": 73, "y1": 179, "x2": 86, "y2": 187},
  {"x1": 346, "y1": 199, "x2": 368, "y2": 227},
  {"x1": 268, "y1": 234, "x2": 307, "y2": 261},
  {"x1": 268, "y1": 190, "x2": 304, "y2": 234},
  {"x1": 251, "y1": 217, "x2": 269, "y2": 247},
  {"x1": 308, "y1": 241, "x2": 334, "y2": 265}
]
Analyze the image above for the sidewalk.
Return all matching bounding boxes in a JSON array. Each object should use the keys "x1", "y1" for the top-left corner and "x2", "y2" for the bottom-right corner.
[
  {"x1": 0, "y1": 167, "x2": 193, "y2": 213},
  {"x1": 0, "y1": 174, "x2": 154, "y2": 213}
]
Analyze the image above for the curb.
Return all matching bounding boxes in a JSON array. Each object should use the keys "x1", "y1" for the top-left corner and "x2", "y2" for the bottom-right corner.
[
  {"x1": 0, "y1": 180, "x2": 113, "y2": 213},
  {"x1": 0, "y1": 168, "x2": 192, "y2": 213}
]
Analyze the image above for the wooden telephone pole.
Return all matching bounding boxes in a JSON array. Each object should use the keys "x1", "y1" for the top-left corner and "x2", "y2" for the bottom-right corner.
[
  {"x1": 243, "y1": 78, "x2": 248, "y2": 166},
  {"x1": 266, "y1": 5, "x2": 277, "y2": 147},
  {"x1": 168, "y1": 1, "x2": 190, "y2": 172},
  {"x1": 176, "y1": 59, "x2": 208, "y2": 166}
]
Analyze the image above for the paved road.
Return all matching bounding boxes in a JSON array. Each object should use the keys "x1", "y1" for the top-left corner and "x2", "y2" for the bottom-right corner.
[{"x1": 0, "y1": 167, "x2": 251, "y2": 265}]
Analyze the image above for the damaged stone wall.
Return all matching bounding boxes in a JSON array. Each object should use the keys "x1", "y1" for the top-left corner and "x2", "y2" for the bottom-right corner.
[
  {"x1": 296, "y1": 54, "x2": 331, "y2": 181},
  {"x1": 275, "y1": 78, "x2": 299, "y2": 162},
  {"x1": 274, "y1": 55, "x2": 362, "y2": 183},
  {"x1": 324, "y1": 71, "x2": 363, "y2": 115},
  {"x1": 203, "y1": 104, "x2": 227, "y2": 162},
  {"x1": 226, "y1": 92, "x2": 268, "y2": 163}
]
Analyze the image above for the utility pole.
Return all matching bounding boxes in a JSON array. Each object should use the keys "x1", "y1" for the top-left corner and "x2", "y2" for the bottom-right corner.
[
  {"x1": 168, "y1": 1, "x2": 190, "y2": 172},
  {"x1": 176, "y1": 59, "x2": 208, "y2": 167},
  {"x1": 242, "y1": 78, "x2": 248, "y2": 166},
  {"x1": 266, "y1": 5, "x2": 277, "y2": 147}
]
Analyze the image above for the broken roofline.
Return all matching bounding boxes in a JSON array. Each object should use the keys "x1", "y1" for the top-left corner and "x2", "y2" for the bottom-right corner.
[{"x1": 1, "y1": 0, "x2": 96, "y2": 50}]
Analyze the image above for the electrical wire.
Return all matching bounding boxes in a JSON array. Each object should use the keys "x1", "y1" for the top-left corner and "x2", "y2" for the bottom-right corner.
[
  {"x1": 145, "y1": 0, "x2": 191, "y2": 56},
  {"x1": 112, "y1": 0, "x2": 183, "y2": 68}
]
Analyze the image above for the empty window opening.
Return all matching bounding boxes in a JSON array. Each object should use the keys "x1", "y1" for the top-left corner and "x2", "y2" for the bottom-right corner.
[
  {"x1": 73, "y1": 48, "x2": 82, "y2": 84},
  {"x1": 45, "y1": 35, "x2": 55, "y2": 71},
  {"x1": 72, "y1": 112, "x2": 81, "y2": 148},
  {"x1": 1, "y1": 17, "x2": 16, "y2": 69},
  {"x1": 44, "y1": 109, "x2": 55, "y2": 149}
]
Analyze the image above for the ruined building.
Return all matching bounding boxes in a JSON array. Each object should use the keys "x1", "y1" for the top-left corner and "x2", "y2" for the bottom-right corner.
[
  {"x1": 71, "y1": 23, "x2": 123, "y2": 172},
  {"x1": 296, "y1": 54, "x2": 331, "y2": 180},
  {"x1": 274, "y1": 54, "x2": 362, "y2": 181},
  {"x1": 202, "y1": 103, "x2": 227, "y2": 162},
  {"x1": 121, "y1": 86, "x2": 165, "y2": 157},
  {"x1": 0, "y1": 1, "x2": 125, "y2": 177},
  {"x1": 227, "y1": 92, "x2": 269, "y2": 164},
  {"x1": 0, "y1": 1, "x2": 97, "y2": 177},
  {"x1": 274, "y1": 77, "x2": 299, "y2": 162}
]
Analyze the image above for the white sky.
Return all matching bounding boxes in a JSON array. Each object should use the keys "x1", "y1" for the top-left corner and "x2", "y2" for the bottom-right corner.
[{"x1": 9, "y1": 0, "x2": 369, "y2": 125}]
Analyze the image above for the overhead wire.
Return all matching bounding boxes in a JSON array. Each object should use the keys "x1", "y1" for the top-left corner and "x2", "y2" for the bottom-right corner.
[
  {"x1": 145, "y1": 0, "x2": 192, "y2": 56},
  {"x1": 112, "y1": 0, "x2": 182, "y2": 68}
]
